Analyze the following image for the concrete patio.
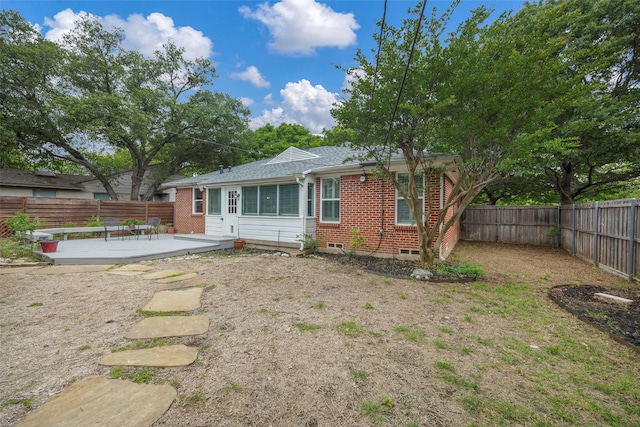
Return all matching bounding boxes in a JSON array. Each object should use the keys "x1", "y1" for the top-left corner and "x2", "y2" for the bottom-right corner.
[{"x1": 34, "y1": 234, "x2": 234, "y2": 265}]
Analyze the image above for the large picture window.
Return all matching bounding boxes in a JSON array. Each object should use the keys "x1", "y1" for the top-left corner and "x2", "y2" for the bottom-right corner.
[
  {"x1": 242, "y1": 184, "x2": 299, "y2": 217},
  {"x1": 396, "y1": 173, "x2": 423, "y2": 225},
  {"x1": 207, "y1": 188, "x2": 221, "y2": 215},
  {"x1": 193, "y1": 188, "x2": 203, "y2": 214},
  {"x1": 321, "y1": 178, "x2": 340, "y2": 222}
]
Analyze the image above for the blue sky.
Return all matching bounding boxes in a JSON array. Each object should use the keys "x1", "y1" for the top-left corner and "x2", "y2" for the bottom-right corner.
[{"x1": 3, "y1": 0, "x2": 525, "y2": 133}]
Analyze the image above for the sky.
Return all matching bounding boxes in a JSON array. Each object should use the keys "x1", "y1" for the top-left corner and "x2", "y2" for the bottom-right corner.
[{"x1": 2, "y1": 0, "x2": 525, "y2": 134}]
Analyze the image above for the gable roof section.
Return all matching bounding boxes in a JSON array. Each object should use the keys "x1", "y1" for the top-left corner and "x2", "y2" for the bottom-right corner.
[
  {"x1": 163, "y1": 146, "x2": 363, "y2": 188},
  {"x1": 266, "y1": 146, "x2": 319, "y2": 165},
  {"x1": 161, "y1": 145, "x2": 456, "y2": 189}
]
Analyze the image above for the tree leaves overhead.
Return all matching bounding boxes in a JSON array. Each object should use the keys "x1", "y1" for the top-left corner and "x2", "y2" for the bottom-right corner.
[{"x1": 0, "y1": 10, "x2": 250, "y2": 200}]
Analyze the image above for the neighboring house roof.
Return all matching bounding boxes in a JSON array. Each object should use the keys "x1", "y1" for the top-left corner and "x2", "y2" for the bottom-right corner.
[{"x1": 0, "y1": 168, "x2": 89, "y2": 190}]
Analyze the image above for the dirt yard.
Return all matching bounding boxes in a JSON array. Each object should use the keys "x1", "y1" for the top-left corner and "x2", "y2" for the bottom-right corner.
[{"x1": 1, "y1": 241, "x2": 639, "y2": 426}]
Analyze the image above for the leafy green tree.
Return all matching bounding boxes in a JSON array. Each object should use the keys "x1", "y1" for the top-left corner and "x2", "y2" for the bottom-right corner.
[
  {"x1": 0, "y1": 11, "x2": 250, "y2": 199},
  {"x1": 513, "y1": 0, "x2": 640, "y2": 204},
  {"x1": 246, "y1": 123, "x2": 324, "y2": 160},
  {"x1": 333, "y1": 1, "x2": 565, "y2": 265}
]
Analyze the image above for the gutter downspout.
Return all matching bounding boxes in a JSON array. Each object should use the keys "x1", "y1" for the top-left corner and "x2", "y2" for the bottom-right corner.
[{"x1": 296, "y1": 175, "x2": 306, "y2": 250}]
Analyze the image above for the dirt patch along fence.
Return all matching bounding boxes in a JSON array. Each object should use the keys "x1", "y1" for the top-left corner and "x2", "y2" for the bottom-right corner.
[
  {"x1": 0, "y1": 197, "x2": 175, "y2": 238},
  {"x1": 461, "y1": 198, "x2": 639, "y2": 282}
]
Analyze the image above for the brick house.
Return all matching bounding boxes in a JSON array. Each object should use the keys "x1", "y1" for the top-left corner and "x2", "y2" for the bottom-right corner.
[{"x1": 162, "y1": 146, "x2": 460, "y2": 260}]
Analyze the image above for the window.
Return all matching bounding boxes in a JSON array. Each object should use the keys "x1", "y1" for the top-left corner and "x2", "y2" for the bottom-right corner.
[
  {"x1": 93, "y1": 193, "x2": 110, "y2": 200},
  {"x1": 193, "y1": 188, "x2": 203, "y2": 214},
  {"x1": 241, "y1": 184, "x2": 299, "y2": 217},
  {"x1": 307, "y1": 182, "x2": 315, "y2": 217},
  {"x1": 207, "y1": 188, "x2": 221, "y2": 214},
  {"x1": 396, "y1": 173, "x2": 423, "y2": 225},
  {"x1": 321, "y1": 178, "x2": 340, "y2": 222},
  {"x1": 279, "y1": 184, "x2": 298, "y2": 216},
  {"x1": 259, "y1": 185, "x2": 277, "y2": 216},
  {"x1": 242, "y1": 186, "x2": 258, "y2": 215},
  {"x1": 32, "y1": 189, "x2": 56, "y2": 198}
]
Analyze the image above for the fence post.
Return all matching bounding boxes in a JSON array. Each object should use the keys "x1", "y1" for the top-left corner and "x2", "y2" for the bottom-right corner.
[
  {"x1": 630, "y1": 198, "x2": 637, "y2": 282},
  {"x1": 496, "y1": 206, "x2": 500, "y2": 242},
  {"x1": 593, "y1": 202, "x2": 599, "y2": 266},
  {"x1": 557, "y1": 205, "x2": 561, "y2": 248},
  {"x1": 572, "y1": 204, "x2": 576, "y2": 256}
]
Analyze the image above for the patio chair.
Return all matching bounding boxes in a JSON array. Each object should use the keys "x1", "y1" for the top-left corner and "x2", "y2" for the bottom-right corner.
[
  {"x1": 103, "y1": 217, "x2": 121, "y2": 241},
  {"x1": 147, "y1": 217, "x2": 161, "y2": 240}
]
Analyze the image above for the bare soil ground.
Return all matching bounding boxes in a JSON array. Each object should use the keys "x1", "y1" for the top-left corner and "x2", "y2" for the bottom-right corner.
[{"x1": 1, "y1": 241, "x2": 639, "y2": 426}]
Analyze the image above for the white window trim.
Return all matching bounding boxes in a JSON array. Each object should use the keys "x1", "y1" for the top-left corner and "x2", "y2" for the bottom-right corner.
[
  {"x1": 192, "y1": 187, "x2": 203, "y2": 214},
  {"x1": 320, "y1": 177, "x2": 340, "y2": 223},
  {"x1": 395, "y1": 173, "x2": 424, "y2": 226}
]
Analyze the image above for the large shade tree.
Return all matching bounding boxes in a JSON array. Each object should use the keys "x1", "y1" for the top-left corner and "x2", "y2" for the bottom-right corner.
[
  {"x1": 0, "y1": 10, "x2": 250, "y2": 200},
  {"x1": 475, "y1": 0, "x2": 640, "y2": 205},
  {"x1": 332, "y1": 0, "x2": 567, "y2": 265}
]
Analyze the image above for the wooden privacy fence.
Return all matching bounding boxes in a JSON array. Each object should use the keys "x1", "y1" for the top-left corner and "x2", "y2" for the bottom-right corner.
[
  {"x1": 0, "y1": 197, "x2": 175, "y2": 238},
  {"x1": 461, "y1": 198, "x2": 639, "y2": 281}
]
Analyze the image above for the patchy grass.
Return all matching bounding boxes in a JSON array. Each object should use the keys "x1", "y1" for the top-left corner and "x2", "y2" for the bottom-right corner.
[
  {"x1": 335, "y1": 321, "x2": 364, "y2": 337},
  {"x1": 293, "y1": 321, "x2": 321, "y2": 332},
  {"x1": 394, "y1": 326, "x2": 426, "y2": 342}
]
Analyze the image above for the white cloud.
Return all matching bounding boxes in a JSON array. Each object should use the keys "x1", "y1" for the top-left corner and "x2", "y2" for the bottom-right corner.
[
  {"x1": 239, "y1": 97, "x2": 254, "y2": 107},
  {"x1": 43, "y1": 9, "x2": 213, "y2": 60},
  {"x1": 230, "y1": 66, "x2": 270, "y2": 88},
  {"x1": 239, "y1": 0, "x2": 359, "y2": 55},
  {"x1": 342, "y1": 67, "x2": 366, "y2": 92},
  {"x1": 250, "y1": 107, "x2": 295, "y2": 130},
  {"x1": 250, "y1": 79, "x2": 339, "y2": 133}
]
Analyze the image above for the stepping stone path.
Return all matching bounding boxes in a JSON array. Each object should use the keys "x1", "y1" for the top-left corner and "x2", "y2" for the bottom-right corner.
[
  {"x1": 141, "y1": 287, "x2": 203, "y2": 312},
  {"x1": 100, "y1": 344, "x2": 199, "y2": 367},
  {"x1": 125, "y1": 315, "x2": 210, "y2": 339},
  {"x1": 16, "y1": 376, "x2": 176, "y2": 427},
  {"x1": 19, "y1": 265, "x2": 209, "y2": 426}
]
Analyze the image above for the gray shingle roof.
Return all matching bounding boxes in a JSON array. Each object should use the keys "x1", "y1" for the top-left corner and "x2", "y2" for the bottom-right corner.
[{"x1": 163, "y1": 146, "x2": 364, "y2": 188}]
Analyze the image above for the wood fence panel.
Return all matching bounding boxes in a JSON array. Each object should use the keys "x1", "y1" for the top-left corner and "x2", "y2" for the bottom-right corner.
[
  {"x1": 0, "y1": 197, "x2": 174, "y2": 238},
  {"x1": 463, "y1": 198, "x2": 639, "y2": 281},
  {"x1": 460, "y1": 206, "x2": 498, "y2": 242}
]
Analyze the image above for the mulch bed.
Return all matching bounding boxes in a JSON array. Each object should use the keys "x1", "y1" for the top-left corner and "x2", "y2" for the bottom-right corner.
[{"x1": 549, "y1": 284, "x2": 640, "y2": 352}]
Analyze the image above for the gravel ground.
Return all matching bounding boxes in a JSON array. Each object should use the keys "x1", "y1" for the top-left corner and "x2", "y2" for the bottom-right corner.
[{"x1": 1, "y1": 241, "x2": 638, "y2": 426}]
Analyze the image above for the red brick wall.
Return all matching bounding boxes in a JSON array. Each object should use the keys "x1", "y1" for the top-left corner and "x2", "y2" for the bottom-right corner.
[
  {"x1": 175, "y1": 188, "x2": 205, "y2": 234},
  {"x1": 315, "y1": 173, "x2": 459, "y2": 258},
  {"x1": 440, "y1": 175, "x2": 460, "y2": 257}
]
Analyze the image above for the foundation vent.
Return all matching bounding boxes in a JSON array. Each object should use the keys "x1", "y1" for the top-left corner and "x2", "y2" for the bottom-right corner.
[
  {"x1": 399, "y1": 248, "x2": 420, "y2": 256},
  {"x1": 327, "y1": 242, "x2": 344, "y2": 249}
]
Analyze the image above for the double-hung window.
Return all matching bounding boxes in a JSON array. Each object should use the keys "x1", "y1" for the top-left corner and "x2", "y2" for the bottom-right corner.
[
  {"x1": 321, "y1": 178, "x2": 340, "y2": 222},
  {"x1": 207, "y1": 188, "x2": 221, "y2": 215},
  {"x1": 307, "y1": 182, "x2": 315, "y2": 217},
  {"x1": 396, "y1": 173, "x2": 424, "y2": 225},
  {"x1": 193, "y1": 188, "x2": 203, "y2": 214}
]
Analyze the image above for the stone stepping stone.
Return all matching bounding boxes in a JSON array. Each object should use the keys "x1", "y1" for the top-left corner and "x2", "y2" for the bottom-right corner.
[
  {"x1": 141, "y1": 287, "x2": 203, "y2": 312},
  {"x1": 125, "y1": 315, "x2": 210, "y2": 339},
  {"x1": 142, "y1": 269, "x2": 188, "y2": 280},
  {"x1": 15, "y1": 376, "x2": 175, "y2": 427},
  {"x1": 155, "y1": 272, "x2": 198, "y2": 284},
  {"x1": 108, "y1": 265, "x2": 155, "y2": 276},
  {"x1": 99, "y1": 344, "x2": 198, "y2": 367}
]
